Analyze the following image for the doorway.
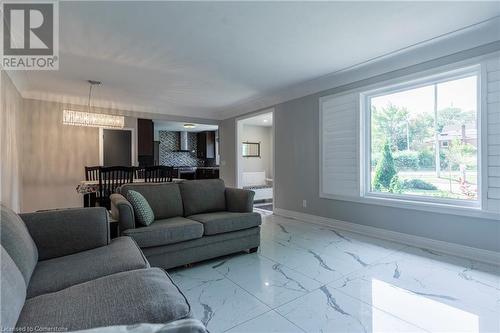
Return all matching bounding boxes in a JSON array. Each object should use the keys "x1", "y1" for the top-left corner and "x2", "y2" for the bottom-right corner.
[
  {"x1": 236, "y1": 109, "x2": 274, "y2": 213},
  {"x1": 100, "y1": 128, "x2": 134, "y2": 166}
]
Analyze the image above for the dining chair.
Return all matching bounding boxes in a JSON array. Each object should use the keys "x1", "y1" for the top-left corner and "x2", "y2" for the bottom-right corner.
[
  {"x1": 85, "y1": 166, "x2": 101, "y2": 181},
  {"x1": 134, "y1": 166, "x2": 145, "y2": 180},
  {"x1": 144, "y1": 165, "x2": 174, "y2": 183},
  {"x1": 83, "y1": 166, "x2": 102, "y2": 207},
  {"x1": 97, "y1": 166, "x2": 134, "y2": 209}
]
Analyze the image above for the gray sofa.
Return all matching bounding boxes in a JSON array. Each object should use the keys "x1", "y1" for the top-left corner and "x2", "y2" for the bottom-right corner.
[
  {"x1": 111, "y1": 179, "x2": 261, "y2": 269},
  {"x1": 0, "y1": 204, "x2": 207, "y2": 333}
]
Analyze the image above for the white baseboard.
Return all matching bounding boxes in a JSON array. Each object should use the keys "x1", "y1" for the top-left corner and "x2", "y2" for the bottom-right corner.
[{"x1": 273, "y1": 208, "x2": 500, "y2": 267}]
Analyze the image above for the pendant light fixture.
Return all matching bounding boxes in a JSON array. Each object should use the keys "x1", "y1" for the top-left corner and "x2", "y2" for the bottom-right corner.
[{"x1": 63, "y1": 80, "x2": 125, "y2": 128}]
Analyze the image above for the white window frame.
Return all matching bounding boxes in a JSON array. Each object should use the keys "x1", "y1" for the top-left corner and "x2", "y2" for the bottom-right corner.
[{"x1": 360, "y1": 65, "x2": 483, "y2": 210}]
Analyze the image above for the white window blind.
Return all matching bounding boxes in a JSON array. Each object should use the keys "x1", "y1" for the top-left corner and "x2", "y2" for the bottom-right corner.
[
  {"x1": 486, "y1": 57, "x2": 500, "y2": 213},
  {"x1": 320, "y1": 92, "x2": 359, "y2": 198}
]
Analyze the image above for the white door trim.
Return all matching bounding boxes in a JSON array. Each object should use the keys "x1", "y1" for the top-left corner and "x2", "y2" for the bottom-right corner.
[{"x1": 235, "y1": 108, "x2": 275, "y2": 200}]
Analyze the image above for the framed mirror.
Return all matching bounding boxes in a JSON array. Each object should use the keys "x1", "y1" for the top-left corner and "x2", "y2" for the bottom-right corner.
[{"x1": 242, "y1": 142, "x2": 260, "y2": 157}]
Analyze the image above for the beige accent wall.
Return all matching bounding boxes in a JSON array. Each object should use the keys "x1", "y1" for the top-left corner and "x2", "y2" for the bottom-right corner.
[
  {"x1": 1, "y1": 71, "x2": 23, "y2": 212},
  {"x1": 22, "y1": 99, "x2": 101, "y2": 212}
]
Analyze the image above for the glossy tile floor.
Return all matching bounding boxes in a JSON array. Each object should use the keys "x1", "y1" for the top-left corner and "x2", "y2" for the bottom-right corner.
[{"x1": 169, "y1": 212, "x2": 500, "y2": 333}]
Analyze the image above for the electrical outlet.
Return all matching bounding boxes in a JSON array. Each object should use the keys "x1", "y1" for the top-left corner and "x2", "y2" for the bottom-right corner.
[{"x1": 302, "y1": 200, "x2": 307, "y2": 208}]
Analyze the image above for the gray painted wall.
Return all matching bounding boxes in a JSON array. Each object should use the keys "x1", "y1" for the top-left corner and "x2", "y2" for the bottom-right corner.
[
  {"x1": 219, "y1": 43, "x2": 500, "y2": 253},
  {"x1": 220, "y1": 117, "x2": 237, "y2": 187}
]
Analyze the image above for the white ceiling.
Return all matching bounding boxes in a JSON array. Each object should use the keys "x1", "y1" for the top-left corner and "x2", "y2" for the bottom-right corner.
[
  {"x1": 241, "y1": 112, "x2": 273, "y2": 127},
  {"x1": 154, "y1": 120, "x2": 218, "y2": 133},
  {"x1": 8, "y1": 1, "x2": 500, "y2": 120}
]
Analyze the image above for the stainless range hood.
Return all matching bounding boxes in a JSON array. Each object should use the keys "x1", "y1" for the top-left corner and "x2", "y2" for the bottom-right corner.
[{"x1": 175, "y1": 131, "x2": 193, "y2": 152}]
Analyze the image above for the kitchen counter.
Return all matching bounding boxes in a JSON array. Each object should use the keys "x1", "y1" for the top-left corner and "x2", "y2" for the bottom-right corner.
[
  {"x1": 171, "y1": 166, "x2": 218, "y2": 168},
  {"x1": 171, "y1": 166, "x2": 219, "y2": 180},
  {"x1": 172, "y1": 166, "x2": 219, "y2": 169}
]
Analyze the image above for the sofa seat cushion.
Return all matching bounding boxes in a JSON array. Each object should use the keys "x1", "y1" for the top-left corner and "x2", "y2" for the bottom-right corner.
[
  {"x1": 188, "y1": 212, "x2": 261, "y2": 235},
  {"x1": 123, "y1": 217, "x2": 203, "y2": 248},
  {"x1": 17, "y1": 268, "x2": 191, "y2": 332},
  {"x1": 27, "y1": 237, "x2": 149, "y2": 298}
]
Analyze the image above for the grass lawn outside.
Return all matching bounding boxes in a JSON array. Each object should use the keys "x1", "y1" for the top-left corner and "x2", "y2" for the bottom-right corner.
[{"x1": 371, "y1": 170, "x2": 478, "y2": 201}]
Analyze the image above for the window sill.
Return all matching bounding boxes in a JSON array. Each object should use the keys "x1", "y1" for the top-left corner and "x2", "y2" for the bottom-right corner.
[{"x1": 320, "y1": 192, "x2": 499, "y2": 220}]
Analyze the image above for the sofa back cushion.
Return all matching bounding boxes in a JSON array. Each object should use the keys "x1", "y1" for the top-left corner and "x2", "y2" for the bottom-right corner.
[
  {"x1": 1, "y1": 246, "x2": 27, "y2": 331},
  {"x1": 0, "y1": 204, "x2": 38, "y2": 285},
  {"x1": 119, "y1": 183, "x2": 183, "y2": 220},
  {"x1": 179, "y1": 179, "x2": 226, "y2": 216}
]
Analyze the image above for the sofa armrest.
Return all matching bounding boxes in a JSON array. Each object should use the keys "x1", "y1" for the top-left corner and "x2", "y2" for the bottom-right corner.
[
  {"x1": 20, "y1": 207, "x2": 109, "y2": 260},
  {"x1": 225, "y1": 187, "x2": 255, "y2": 212},
  {"x1": 110, "y1": 193, "x2": 135, "y2": 232}
]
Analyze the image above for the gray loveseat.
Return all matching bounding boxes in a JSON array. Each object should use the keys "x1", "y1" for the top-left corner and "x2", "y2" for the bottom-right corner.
[
  {"x1": 111, "y1": 179, "x2": 261, "y2": 269},
  {"x1": 0, "y1": 204, "x2": 207, "y2": 333}
]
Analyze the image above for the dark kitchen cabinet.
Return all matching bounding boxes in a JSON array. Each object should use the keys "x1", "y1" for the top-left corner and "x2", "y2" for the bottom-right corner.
[
  {"x1": 179, "y1": 172, "x2": 196, "y2": 180},
  {"x1": 197, "y1": 131, "x2": 215, "y2": 159},
  {"x1": 177, "y1": 167, "x2": 196, "y2": 180},
  {"x1": 138, "y1": 118, "x2": 154, "y2": 167},
  {"x1": 196, "y1": 168, "x2": 220, "y2": 179},
  {"x1": 138, "y1": 119, "x2": 154, "y2": 157},
  {"x1": 153, "y1": 141, "x2": 160, "y2": 165}
]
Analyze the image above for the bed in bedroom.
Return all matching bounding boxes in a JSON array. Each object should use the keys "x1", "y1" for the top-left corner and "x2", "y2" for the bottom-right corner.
[{"x1": 242, "y1": 171, "x2": 273, "y2": 201}]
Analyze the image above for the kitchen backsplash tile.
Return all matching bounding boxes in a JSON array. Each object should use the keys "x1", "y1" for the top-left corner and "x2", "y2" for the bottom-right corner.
[{"x1": 159, "y1": 131, "x2": 205, "y2": 167}]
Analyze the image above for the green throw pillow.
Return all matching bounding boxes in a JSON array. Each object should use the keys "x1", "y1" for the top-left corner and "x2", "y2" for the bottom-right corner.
[{"x1": 127, "y1": 190, "x2": 154, "y2": 226}]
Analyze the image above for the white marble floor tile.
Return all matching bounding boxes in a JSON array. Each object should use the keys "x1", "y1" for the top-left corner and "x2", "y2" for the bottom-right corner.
[
  {"x1": 259, "y1": 217, "x2": 405, "y2": 283},
  {"x1": 211, "y1": 253, "x2": 322, "y2": 308},
  {"x1": 393, "y1": 246, "x2": 478, "y2": 273},
  {"x1": 224, "y1": 310, "x2": 304, "y2": 333},
  {"x1": 170, "y1": 213, "x2": 500, "y2": 333},
  {"x1": 258, "y1": 237, "x2": 350, "y2": 284},
  {"x1": 170, "y1": 261, "x2": 226, "y2": 291},
  {"x1": 327, "y1": 252, "x2": 500, "y2": 332},
  {"x1": 276, "y1": 284, "x2": 427, "y2": 333},
  {"x1": 383, "y1": 247, "x2": 500, "y2": 308},
  {"x1": 260, "y1": 233, "x2": 400, "y2": 285},
  {"x1": 262, "y1": 215, "x2": 406, "y2": 258},
  {"x1": 170, "y1": 264, "x2": 271, "y2": 333},
  {"x1": 328, "y1": 231, "x2": 407, "y2": 260},
  {"x1": 260, "y1": 216, "x2": 324, "y2": 242}
]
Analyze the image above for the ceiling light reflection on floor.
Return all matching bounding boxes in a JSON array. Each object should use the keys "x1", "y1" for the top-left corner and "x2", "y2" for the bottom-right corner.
[{"x1": 371, "y1": 278, "x2": 479, "y2": 333}]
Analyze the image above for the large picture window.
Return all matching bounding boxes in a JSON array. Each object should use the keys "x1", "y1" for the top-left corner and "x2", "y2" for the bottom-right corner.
[{"x1": 363, "y1": 68, "x2": 480, "y2": 206}]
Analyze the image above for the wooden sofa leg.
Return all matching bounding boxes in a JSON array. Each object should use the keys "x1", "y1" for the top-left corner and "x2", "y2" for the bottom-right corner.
[{"x1": 248, "y1": 247, "x2": 258, "y2": 253}]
